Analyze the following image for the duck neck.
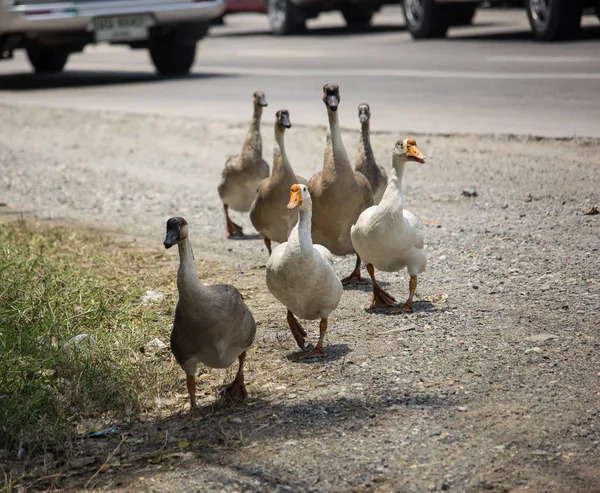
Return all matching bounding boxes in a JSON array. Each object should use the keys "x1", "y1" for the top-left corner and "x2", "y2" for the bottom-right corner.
[
  {"x1": 176, "y1": 237, "x2": 203, "y2": 296},
  {"x1": 325, "y1": 108, "x2": 352, "y2": 180},
  {"x1": 288, "y1": 203, "x2": 313, "y2": 254},
  {"x1": 272, "y1": 126, "x2": 294, "y2": 180},
  {"x1": 242, "y1": 104, "x2": 263, "y2": 162},
  {"x1": 380, "y1": 156, "x2": 406, "y2": 214},
  {"x1": 358, "y1": 121, "x2": 375, "y2": 166}
]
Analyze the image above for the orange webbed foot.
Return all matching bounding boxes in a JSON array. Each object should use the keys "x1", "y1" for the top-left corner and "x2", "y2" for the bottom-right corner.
[
  {"x1": 221, "y1": 381, "x2": 248, "y2": 402},
  {"x1": 371, "y1": 287, "x2": 397, "y2": 308},
  {"x1": 226, "y1": 222, "x2": 245, "y2": 238}
]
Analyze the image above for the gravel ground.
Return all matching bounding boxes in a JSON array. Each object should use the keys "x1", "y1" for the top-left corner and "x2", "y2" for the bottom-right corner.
[{"x1": 1, "y1": 103, "x2": 599, "y2": 493}]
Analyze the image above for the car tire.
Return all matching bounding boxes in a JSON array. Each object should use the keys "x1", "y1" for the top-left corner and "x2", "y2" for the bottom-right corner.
[
  {"x1": 149, "y1": 39, "x2": 197, "y2": 76},
  {"x1": 525, "y1": 0, "x2": 582, "y2": 41},
  {"x1": 267, "y1": 0, "x2": 306, "y2": 35},
  {"x1": 448, "y1": 2, "x2": 477, "y2": 27},
  {"x1": 341, "y1": 6, "x2": 374, "y2": 29},
  {"x1": 401, "y1": 0, "x2": 449, "y2": 39},
  {"x1": 26, "y1": 44, "x2": 69, "y2": 73}
]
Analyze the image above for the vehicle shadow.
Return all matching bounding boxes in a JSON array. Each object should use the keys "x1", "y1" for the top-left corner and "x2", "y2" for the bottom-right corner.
[
  {"x1": 448, "y1": 22, "x2": 600, "y2": 42},
  {"x1": 213, "y1": 22, "x2": 405, "y2": 38},
  {"x1": 0, "y1": 70, "x2": 234, "y2": 91}
]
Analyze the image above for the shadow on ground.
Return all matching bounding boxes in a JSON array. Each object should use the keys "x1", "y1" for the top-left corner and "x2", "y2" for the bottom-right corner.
[
  {"x1": 449, "y1": 23, "x2": 600, "y2": 42},
  {"x1": 64, "y1": 389, "x2": 452, "y2": 491},
  {"x1": 0, "y1": 71, "x2": 234, "y2": 91}
]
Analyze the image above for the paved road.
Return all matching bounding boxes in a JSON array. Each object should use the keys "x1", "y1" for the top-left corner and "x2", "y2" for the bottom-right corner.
[{"x1": 1, "y1": 7, "x2": 599, "y2": 137}]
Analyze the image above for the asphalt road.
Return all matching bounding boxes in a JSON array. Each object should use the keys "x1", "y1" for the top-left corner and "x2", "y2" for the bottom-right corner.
[{"x1": 1, "y1": 7, "x2": 599, "y2": 138}]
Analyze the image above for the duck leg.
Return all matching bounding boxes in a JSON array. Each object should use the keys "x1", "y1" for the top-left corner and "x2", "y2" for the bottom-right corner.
[
  {"x1": 389, "y1": 275, "x2": 418, "y2": 313},
  {"x1": 295, "y1": 318, "x2": 328, "y2": 359},
  {"x1": 341, "y1": 253, "x2": 369, "y2": 286},
  {"x1": 366, "y1": 263, "x2": 396, "y2": 308},
  {"x1": 186, "y1": 374, "x2": 203, "y2": 419},
  {"x1": 287, "y1": 309, "x2": 307, "y2": 349},
  {"x1": 264, "y1": 237, "x2": 272, "y2": 255},
  {"x1": 222, "y1": 351, "x2": 248, "y2": 401},
  {"x1": 224, "y1": 204, "x2": 245, "y2": 238}
]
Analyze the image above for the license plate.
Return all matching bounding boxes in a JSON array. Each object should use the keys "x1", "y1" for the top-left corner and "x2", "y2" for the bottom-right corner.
[{"x1": 94, "y1": 14, "x2": 153, "y2": 42}]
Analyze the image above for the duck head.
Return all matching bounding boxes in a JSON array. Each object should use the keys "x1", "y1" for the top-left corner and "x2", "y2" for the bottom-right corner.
[
  {"x1": 276, "y1": 109, "x2": 292, "y2": 130},
  {"x1": 393, "y1": 138, "x2": 426, "y2": 164},
  {"x1": 358, "y1": 103, "x2": 370, "y2": 124},
  {"x1": 287, "y1": 183, "x2": 310, "y2": 210},
  {"x1": 253, "y1": 90, "x2": 268, "y2": 108},
  {"x1": 322, "y1": 84, "x2": 340, "y2": 112},
  {"x1": 164, "y1": 217, "x2": 189, "y2": 249}
]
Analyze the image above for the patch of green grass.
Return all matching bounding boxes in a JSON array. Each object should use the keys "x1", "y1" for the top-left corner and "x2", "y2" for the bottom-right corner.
[{"x1": 0, "y1": 221, "x2": 179, "y2": 458}]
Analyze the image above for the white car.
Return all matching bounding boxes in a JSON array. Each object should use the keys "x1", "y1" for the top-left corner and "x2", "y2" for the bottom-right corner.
[{"x1": 0, "y1": 0, "x2": 225, "y2": 75}]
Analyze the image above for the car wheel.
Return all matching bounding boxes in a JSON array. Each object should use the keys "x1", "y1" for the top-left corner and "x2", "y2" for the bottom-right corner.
[
  {"x1": 526, "y1": 0, "x2": 582, "y2": 41},
  {"x1": 401, "y1": 0, "x2": 449, "y2": 39},
  {"x1": 341, "y1": 6, "x2": 374, "y2": 29},
  {"x1": 448, "y1": 2, "x2": 477, "y2": 27},
  {"x1": 267, "y1": 0, "x2": 306, "y2": 35},
  {"x1": 149, "y1": 39, "x2": 196, "y2": 76},
  {"x1": 26, "y1": 44, "x2": 69, "y2": 73}
]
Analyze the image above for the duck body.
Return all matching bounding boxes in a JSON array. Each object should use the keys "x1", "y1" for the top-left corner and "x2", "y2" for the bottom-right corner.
[
  {"x1": 351, "y1": 186, "x2": 426, "y2": 275},
  {"x1": 171, "y1": 282, "x2": 256, "y2": 372},
  {"x1": 218, "y1": 135, "x2": 270, "y2": 213},
  {"x1": 267, "y1": 241, "x2": 340, "y2": 321}
]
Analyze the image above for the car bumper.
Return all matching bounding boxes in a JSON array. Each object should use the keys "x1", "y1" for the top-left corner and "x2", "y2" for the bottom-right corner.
[{"x1": 0, "y1": 0, "x2": 225, "y2": 34}]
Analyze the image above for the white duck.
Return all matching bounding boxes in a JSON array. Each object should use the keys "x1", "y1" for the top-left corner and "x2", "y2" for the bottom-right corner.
[
  {"x1": 164, "y1": 217, "x2": 256, "y2": 417},
  {"x1": 266, "y1": 184, "x2": 343, "y2": 359},
  {"x1": 350, "y1": 138, "x2": 427, "y2": 312}
]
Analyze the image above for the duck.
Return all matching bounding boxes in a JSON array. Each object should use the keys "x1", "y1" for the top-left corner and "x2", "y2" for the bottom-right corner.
[
  {"x1": 350, "y1": 138, "x2": 427, "y2": 313},
  {"x1": 249, "y1": 109, "x2": 307, "y2": 255},
  {"x1": 308, "y1": 84, "x2": 374, "y2": 285},
  {"x1": 354, "y1": 103, "x2": 388, "y2": 205},
  {"x1": 164, "y1": 217, "x2": 256, "y2": 417},
  {"x1": 218, "y1": 90, "x2": 270, "y2": 238},
  {"x1": 266, "y1": 184, "x2": 343, "y2": 359}
]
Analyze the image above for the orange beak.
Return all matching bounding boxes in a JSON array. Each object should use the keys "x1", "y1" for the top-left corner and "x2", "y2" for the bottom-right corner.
[
  {"x1": 407, "y1": 144, "x2": 426, "y2": 163},
  {"x1": 287, "y1": 185, "x2": 302, "y2": 210}
]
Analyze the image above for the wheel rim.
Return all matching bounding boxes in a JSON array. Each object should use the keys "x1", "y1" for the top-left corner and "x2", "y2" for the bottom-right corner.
[
  {"x1": 268, "y1": 0, "x2": 287, "y2": 28},
  {"x1": 404, "y1": 0, "x2": 425, "y2": 27},
  {"x1": 529, "y1": 0, "x2": 551, "y2": 28}
]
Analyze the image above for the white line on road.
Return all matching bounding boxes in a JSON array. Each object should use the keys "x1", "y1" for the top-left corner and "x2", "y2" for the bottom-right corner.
[{"x1": 486, "y1": 55, "x2": 595, "y2": 63}]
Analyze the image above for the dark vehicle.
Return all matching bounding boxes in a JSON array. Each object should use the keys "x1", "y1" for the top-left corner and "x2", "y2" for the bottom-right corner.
[
  {"x1": 264, "y1": 0, "x2": 398, "y2": 34},
  {"x1": 401, "y1": 0, "x2": 600, "y2": 41}
]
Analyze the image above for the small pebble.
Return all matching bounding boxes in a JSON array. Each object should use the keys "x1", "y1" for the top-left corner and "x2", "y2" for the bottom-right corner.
[{"x1": 457, "y1": 406, "x2": 468, "y2": 412}]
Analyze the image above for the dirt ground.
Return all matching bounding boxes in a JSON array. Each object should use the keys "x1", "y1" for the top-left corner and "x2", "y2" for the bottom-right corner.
[{"x1": 1, "y1": 103, "x2": 599, "y2": 493}]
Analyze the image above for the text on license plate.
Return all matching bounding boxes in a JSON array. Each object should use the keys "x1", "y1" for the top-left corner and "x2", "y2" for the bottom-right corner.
[{"x1": 94, "y1": 14, "x2": 153, "y2": 42}]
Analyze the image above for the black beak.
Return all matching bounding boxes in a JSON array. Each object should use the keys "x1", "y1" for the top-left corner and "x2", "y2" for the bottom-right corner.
[
  {"x1": 163, "y1": 230, "x2": 178, "y2": 249},
  {"x1": 258, "y1": 95, "x2": 268, "y2": 107},
  {"x1": 359, "y1": 112, "x2": 369, "y2": 124},
  {"x1": 279, "y1": 113, "x2": 291, "y2": 128},
  {"x1": 325, "y1": 95, "x2": 339, "y2": 111}
]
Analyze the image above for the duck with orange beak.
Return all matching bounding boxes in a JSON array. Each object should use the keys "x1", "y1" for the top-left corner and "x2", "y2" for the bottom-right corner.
[
  {"x1": 266, "y1": 184, "x2": 343, "y2": 358},
  {"x1": 351, "y1": 138, "x2": 428, "y2": 313}
]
